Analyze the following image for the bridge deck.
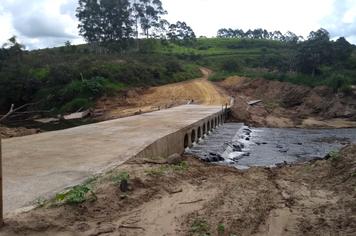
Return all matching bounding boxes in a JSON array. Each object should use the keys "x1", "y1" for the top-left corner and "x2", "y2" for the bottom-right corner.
[{"x1": 2, "y1": 105, "x2": 222, "y2": 214}]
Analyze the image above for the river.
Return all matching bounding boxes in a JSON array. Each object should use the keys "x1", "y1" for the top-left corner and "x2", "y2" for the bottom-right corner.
[{"x1": 185, "y1": 123, "x2": 356, "y2": 169}]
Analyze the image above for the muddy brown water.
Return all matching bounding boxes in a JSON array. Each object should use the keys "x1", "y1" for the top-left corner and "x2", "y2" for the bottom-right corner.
[{"x1": 186, "y1": 123, "x2": 356, "y2": 169}]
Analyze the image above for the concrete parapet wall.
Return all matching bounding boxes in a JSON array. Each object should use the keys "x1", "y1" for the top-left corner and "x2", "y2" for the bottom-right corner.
[{"x1": 135, "y1": 111, "x2": 226, "y2": 159}]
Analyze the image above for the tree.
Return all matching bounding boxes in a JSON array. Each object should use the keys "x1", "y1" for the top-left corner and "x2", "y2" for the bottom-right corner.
[
  {"x1": 284, "y1": 31, "x2": 299, "y2": 43},
  {"x1": 2, "y1": 36, "x2": 24, "y2": 57},
  {"x1": 132, "y1": 0, "x2": 167, "y2": 38},
  {"x1": 167, "y1": 21, "x2": 196, "y2": 43},
  {"x1": 332, "y1": 37, "x2": 353, "y2": 63},
  {"x1": 76, "y1": 0, "x2": 134, "y2": 44},
  {"x1": 296, "y1": 29, "x2": 332, "y2": 76}
]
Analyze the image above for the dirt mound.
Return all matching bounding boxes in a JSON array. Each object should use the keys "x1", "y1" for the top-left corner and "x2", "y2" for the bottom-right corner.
[
  {"x1": 0, "y1": 126, "x2": 39, "y2": 139},
  {"x1": 219, "y1": 77, "x2": 356, "y2": 128},
  {"x1": 2, "y1": 145, "x2": 355, "y2": 236}
]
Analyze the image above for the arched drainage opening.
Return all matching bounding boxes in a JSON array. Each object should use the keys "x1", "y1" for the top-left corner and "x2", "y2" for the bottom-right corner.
[
  {"x1": 215, "y1": 117, "x2": 218, "y2": 126},
  {"x1": 191, "y1": 130, "x2": 196, "y2": 144},
  {"x1": 197, "y1": 127, "x2": 202, "y2": 140},
  {"x1": 203, "y1": 124, "x2": 206, "y2": 135},
  {"x1": 211, "y1": 119, "x2": 214, "y2": 129},
  {"x1": 207, "y1": 121, "x2": 210, "y2": 131},
  {"x1": 184, "y1": 134, "x2": 189, "y2": 149}
]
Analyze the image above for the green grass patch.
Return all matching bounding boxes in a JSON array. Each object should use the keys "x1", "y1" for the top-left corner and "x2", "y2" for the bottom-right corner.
[
  {"x1": 145, "y1": 161, "x2": 189, "y2": 176},
  {"x1": 217, "y1": 223, "x2": 225, "y2": 235},
  {"x1": 111, "y1": 171, "x2": 130, "y2": 184},
  {"x1": 190, "y1": 219, "x2": 210, "y2": 236},
  {"x1": 55, "y1": 178, "x2": 97, "y2": 205}
]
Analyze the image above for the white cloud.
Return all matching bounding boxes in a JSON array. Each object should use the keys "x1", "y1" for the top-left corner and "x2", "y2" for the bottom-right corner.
[
  {"x1": 321, "y1": 0, "x2": 356, "y2": 42},
  {"x1": 0, "y1": 0, "x2": 355, "y2": 49},
  {"x1": 0, "y1": 0, "x2": 83, "y2": 49},
  {"x1": 163, "y1": 0, "x2": 335, "y2": 38}
]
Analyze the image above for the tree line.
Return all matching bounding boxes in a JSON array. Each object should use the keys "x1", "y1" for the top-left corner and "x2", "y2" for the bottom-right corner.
[
  {"x1": 217, "y1": 28, "x2": 354, "y2": 77},
  {"x1": 76, "y1": 0, "x2": 196, "y2": 47},
  {"x1": 217, "y1": 28, "x2": 303, "y2": 42}
]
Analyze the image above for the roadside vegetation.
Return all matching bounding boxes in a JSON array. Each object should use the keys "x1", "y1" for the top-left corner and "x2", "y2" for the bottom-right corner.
[{"x1": 0, "y1": 0, "x2": 355, "y2": 124}]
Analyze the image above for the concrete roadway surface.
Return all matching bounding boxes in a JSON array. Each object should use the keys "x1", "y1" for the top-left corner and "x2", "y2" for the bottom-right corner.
[{"x1": 2, "y1": 105, "x2": 222, "y2": 215}]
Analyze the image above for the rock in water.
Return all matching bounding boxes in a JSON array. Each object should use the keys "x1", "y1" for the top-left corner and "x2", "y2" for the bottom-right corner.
[{"x1": 167, "y1": 153, "x2": 184, "y2": 165}]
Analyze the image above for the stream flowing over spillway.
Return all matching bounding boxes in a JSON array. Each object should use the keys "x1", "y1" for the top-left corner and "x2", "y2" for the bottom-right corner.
[{"x1": 185, "y1": 123, "x2": 356, "y2": 169}]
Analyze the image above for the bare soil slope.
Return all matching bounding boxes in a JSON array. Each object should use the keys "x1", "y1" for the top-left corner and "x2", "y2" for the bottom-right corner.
[
  {"x1": 219, "y1": 76, "x2": 356, "y2": 128},
  {"x1": 96, "y1": 68, "x2": 229, "y2": 120},
  {"x1": 1, "y1": 145, "x2": 355, "y2": 236}
]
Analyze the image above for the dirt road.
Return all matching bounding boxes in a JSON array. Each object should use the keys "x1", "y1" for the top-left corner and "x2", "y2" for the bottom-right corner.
[{"x1": 97, "y1": 68, "x2": 229, "y2": 120}]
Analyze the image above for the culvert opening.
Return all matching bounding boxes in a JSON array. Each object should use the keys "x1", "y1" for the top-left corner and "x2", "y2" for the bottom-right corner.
[
  {"x1": 203, "y1": 124, "x2": 206, "y2": 135},
  {"x1": 191, "y1": 130, "x2": 196, "y2": 144},
  {"x1": 184, "y1": 134, "x2": 189, "y2": 149},
  {"x1": 198, "y1": 127, "x2": 202, "y2": 140},
  {"x1": 207, "y1": 121, "x2": 210, "y2": 131}
]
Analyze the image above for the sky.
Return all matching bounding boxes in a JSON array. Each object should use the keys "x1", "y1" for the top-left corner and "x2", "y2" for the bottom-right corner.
[{"x1": 1, "y1": 0, "x2": 356, "y2": 49}]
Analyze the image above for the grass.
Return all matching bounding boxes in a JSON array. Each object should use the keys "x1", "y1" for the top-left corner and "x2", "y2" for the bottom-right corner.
[
  {"x1": 55, "y1": 178, "x2": 97, "y2": 205},
  {"x1": 112, "y1": 171, "x2": 130, "y2": 184},
  {"x1": 217, "y1": 223, "x2": 225, "y2": 235},
  {"x1": 145, "y1": 161, "x2": 189, "y2": 176},
  {"x1": 190, "y1": 219, "x2": 210, "y2": 236},
  {"x1": 329, "y1": 151, "x2": 341, "y2": 162}
]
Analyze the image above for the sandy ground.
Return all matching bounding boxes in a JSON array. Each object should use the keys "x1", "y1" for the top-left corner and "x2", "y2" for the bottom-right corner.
[
  {"x1": 1, "y1": 145, "x2": 355, "y2": 236},
  {"x1": 96, "y1": 68, "x2": 230, "y2": 120}
]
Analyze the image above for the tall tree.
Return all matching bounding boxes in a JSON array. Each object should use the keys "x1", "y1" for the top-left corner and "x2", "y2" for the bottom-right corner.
[
  {"x1": 133, "y1": 0, "x2": 167, "y2": 38},
  {"x1": 76, "y1": 0, "x2": 133, "y2": 44},
  {"x1": 296, "y1": 29, "x2": 332, "y2": 76},
  {"x1": 167, "y1": 21, "x2": 196, "y2": 43}
]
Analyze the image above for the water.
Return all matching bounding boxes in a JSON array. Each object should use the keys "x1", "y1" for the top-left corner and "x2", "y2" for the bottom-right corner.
[{"x1": 186, "y1": 123, "x2": 356, "y2": 169}]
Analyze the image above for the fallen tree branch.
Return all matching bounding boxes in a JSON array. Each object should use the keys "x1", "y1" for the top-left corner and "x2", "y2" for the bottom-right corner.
[
  {"x1": 0, "y1": 103, "x2": 37, "y2": 123},
  {"x1": 119, "y1": 225, "x2": 145, "y2": 230},
  {"x1": 179, "y1": 199, "x2": 204, "y2": 205}
]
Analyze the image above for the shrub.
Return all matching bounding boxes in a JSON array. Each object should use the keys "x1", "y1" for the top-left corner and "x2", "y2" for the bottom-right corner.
[
  {"x1": 112, "y1": 171, "x2": 130, "y2": 184},
  {"x1": 60, "y1": 98, "x2": 92, "y2": 113},
  {"x1": 220, "y1": 59, "x2": 241, "y2": 72},
  {"x1": 56, "y1": 184, "x2": 96, "y2": 205}
]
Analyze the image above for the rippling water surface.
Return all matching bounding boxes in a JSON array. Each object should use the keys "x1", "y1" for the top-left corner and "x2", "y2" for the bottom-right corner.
[{"x1": 185, "y1": 123, "x2": 356, "y2": 169}]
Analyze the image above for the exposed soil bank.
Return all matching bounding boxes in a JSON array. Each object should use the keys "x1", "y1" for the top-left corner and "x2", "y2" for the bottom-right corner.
[
  {"x1": 1, "y1": 145, "x2": 355, "y2": 236},
  {"x1": 219, "y1": 76, "x2": 356, "y2": 128}
]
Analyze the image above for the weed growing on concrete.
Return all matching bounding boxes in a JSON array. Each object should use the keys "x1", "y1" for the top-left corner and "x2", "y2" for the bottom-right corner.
[
  {"x1": 35, "y1": 197, "x2": 47, "y2": 208},
  {"x1": 190, "y1": 218, "x2": 210, "y2": 235}
]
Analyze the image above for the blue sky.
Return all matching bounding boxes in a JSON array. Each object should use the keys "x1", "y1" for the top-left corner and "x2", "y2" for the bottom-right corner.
[{"x1": 1, "y1": 0, "x2": 355, "y2": 49}]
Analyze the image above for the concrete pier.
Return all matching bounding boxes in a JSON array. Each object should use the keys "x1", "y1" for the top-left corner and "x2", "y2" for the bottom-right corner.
[{"x1": 2, "y1": 105, "x2": 224, "y2": 214}]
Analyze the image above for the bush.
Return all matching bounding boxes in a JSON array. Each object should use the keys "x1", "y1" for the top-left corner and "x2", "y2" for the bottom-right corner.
[
  {"x1": 220, "y1": 59, "x2": 241, "y2": 72},
  {"x1": 60, "y1": 98, "x2": 92, "y2": 113}
]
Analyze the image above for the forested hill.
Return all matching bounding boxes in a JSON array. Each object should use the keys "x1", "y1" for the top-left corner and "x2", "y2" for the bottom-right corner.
[
  {"x1": 1, "y1": 31, "x2": 355, "y2": 117},
  {"x1": 0, "y1": 0, "x2": 355, "y2": 118}
]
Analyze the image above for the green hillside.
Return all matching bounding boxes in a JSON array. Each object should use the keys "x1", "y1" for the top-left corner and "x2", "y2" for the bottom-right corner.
[{"x1": 1, "y1": 35, "x2": 355, "y2": 116}]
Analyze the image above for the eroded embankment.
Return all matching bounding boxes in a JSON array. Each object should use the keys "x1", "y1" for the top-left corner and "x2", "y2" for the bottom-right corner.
[
  {"x1": 219, "y1": 76, "x2": 356, "y2": 128},
  {"x1": 1, "y1": 145, "x2": 355, "y2": 236}
]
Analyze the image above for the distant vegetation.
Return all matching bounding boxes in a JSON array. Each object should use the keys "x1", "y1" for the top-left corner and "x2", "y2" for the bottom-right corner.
[{"x1": 0, "y1": 0, "x2": 355, "y2": 119}]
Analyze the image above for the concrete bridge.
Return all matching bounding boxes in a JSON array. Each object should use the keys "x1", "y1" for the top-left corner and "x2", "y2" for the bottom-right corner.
[{"x1": 2, "y1": 104, "x2": 227, "y2": 214}]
